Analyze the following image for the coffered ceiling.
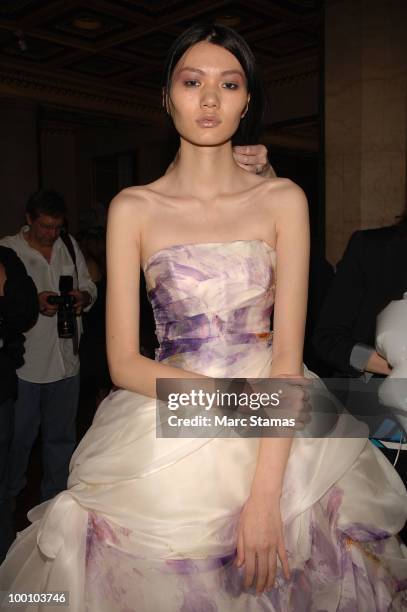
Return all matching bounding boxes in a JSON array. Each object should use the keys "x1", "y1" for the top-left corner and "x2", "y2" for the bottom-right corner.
[{"x1": 0, "y1": 0, "x2": 321, "y2": 141}]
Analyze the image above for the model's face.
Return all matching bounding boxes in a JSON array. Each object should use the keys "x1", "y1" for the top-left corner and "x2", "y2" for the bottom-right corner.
[
  {"x1": 26, "y1": 213, "x2": 64, "y2": 247},
  {"x1": 167, "y1": 41, "x2": 250, "y2": 146}
]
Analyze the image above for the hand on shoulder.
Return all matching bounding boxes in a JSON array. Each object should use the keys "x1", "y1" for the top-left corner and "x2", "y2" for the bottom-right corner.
[{"x1": 233, "y1": 144, "x2": 277, "y2": 178}]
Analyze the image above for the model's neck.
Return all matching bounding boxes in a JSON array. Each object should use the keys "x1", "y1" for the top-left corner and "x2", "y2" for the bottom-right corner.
[{"x1": 170, "y1": 139, "x2": 242, "y2": 199}]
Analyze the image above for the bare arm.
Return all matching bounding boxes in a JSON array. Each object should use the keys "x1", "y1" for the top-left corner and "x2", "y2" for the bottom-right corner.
[
  {"x1": 366, "y1": 350, "x2": 392, "y2": 375},
  {"x1": 252, "y1": 182, "x2": 310, "y2": 495},
  {"x1": 236, "y1": 182, "x2": 310, "y2": 593},
  {"x1": 106, "y1": 190, "x2": 210, "y2": 397}
]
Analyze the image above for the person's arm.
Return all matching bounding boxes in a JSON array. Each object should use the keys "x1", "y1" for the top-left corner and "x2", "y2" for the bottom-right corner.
[
  {"x1": 232, "y1": 145, "x2": 277, "y2": 178},
  {"x1": 356, "y1": 348, "x2": 391, "y2": 376},
  {"x1": 236, "y1": 182, "x2": 310, "y2": 593},
  {"x1": 85, "y1": 257, "x2": 102, "y2": 283},
  {"x1": 252, "y1": 184, "x2": 309, "y2": 488},
  {"x1": 106, "y1": 189, "x2": 216, "y2": 397},
  {"x1": 0, "y1": 247, "x2": 39, "y2": 334},
  {"x1": 70, "y1": 236, "x2": 98, "y2": 313}
]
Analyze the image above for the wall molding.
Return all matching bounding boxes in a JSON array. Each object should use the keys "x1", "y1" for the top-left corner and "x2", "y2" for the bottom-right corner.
[{"x1": 0, "y1": 68, "x2": 164, "y2": 122}]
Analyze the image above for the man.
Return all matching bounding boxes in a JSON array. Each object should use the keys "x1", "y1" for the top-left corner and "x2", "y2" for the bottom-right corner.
[
  {"x1": 0, "y1": 190, "x2": 97, "y2": 503},
  {"x1": 312, "y1": 217, "x2": 407, "y2": 487},
  {"x1": 0, "y1": 248, "x2": 38, "y2": 562}
]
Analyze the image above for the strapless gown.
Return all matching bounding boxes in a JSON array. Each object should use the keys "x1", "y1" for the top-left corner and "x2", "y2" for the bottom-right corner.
[{"x1": 1, "y1": 240, "x2": 406, "y2": 611}]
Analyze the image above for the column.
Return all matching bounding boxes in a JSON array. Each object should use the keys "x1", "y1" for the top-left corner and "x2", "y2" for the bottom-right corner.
[{"x1": 325, "y1": 0, "x2": 407, "y2": 263}]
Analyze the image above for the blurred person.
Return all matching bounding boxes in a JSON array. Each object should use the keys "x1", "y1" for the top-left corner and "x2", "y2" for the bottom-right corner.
[
  {"x1": 77, "y1": 227, "x2": 106, "y2": 283},
  {"x1": 0, "y1": 247, "x2": 38, "y2": 562},
  {"x1": 0, "y1": 190, "x2": 97, "y2": 504},
  {"x1": 312, "y1": 208, "x2": 407, "y2": 483}
]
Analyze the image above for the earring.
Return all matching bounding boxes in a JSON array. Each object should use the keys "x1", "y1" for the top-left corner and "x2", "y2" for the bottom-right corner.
[{"x1": 241, "y1": 103, "x2": 249, "y2": 118}]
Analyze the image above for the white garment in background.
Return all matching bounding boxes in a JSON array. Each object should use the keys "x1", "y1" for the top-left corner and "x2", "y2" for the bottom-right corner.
[{"x1": 376, "y1": 292, "x2": 407, "y2": 434}]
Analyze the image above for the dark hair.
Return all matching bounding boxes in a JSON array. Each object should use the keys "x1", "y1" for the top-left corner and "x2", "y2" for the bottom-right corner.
[
  {"x1": 162, "y1": 22, "x2": 267, "y2": 146},
  {"x1": 26, "y1": 190, "x2": 66, "y2": 221}
]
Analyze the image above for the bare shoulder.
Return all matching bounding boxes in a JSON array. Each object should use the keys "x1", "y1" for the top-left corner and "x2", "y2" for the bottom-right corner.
[
  {"x1": 261, "y1": 177, "x2": 308, "y2": 218},
  {"x1": 108, "y1": 185, "x2": 160, "y2": 235},
  {"x1": 109, "y1": 174, "x2": 171, "y2": 212},
  {"x1": 262, "y1": 177, "x2": 307, "y2": 201},
  {"x1": 109, "y1": 185, "x2": 153, "y2": 213}
]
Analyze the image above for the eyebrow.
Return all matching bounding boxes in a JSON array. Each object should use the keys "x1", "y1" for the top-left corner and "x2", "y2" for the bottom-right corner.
[{"x1": 177, "y1": 67, "x2": 245, "y2": 78}]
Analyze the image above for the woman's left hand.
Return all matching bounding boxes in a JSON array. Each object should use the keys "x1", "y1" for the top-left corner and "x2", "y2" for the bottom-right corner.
[{"x1": 235, "y1": 492, "x2": 290, "y2": 594}]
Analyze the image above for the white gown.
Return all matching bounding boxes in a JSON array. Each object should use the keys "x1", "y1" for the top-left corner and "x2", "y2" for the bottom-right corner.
[{"x1": 1, "y1": 240, "x2": 406, "y2": 611}]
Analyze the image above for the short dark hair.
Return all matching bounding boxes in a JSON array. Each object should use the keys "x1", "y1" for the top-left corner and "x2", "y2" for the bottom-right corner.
[
  {"x1": 162, "y1": 22, "x2": 267, "y2": 146},
  {"x1": 26, "y1": 190, "x2": 66, "y2": 221}
]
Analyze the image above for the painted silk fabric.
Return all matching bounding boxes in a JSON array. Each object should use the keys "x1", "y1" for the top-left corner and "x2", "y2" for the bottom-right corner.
[{"x1": 1, "y1": 240, "x2": 406, "y2": 611}]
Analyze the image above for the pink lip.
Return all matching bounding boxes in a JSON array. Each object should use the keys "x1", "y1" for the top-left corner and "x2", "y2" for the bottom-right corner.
[{"x1": 196, "y1": 117, "x2": 221, "y2": 127}]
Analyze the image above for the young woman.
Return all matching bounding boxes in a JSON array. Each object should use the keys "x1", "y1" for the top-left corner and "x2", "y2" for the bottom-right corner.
[{"x1": 1, "y1": 23, "x2": 406, "y2": 612}]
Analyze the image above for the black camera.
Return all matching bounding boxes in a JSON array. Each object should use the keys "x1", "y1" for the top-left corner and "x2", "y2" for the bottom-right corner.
[{"x1": 47, "y1": 275, "x2": 77, "y2": 341}]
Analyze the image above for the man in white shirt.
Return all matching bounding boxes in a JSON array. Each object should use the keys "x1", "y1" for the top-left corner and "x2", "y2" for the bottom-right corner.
[{"x1": 0, "y1": 190, "x2": 97, "y2": 502}]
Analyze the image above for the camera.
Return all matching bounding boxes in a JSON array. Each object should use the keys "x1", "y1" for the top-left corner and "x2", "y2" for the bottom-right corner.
[{"x1": 47, "y1": 275, "x2": 76, "y2": 339}]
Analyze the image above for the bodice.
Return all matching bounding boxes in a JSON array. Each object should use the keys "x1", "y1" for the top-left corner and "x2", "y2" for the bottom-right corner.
[{"x1": 144, "y1": 240, "x2": 276, "y2": 377}]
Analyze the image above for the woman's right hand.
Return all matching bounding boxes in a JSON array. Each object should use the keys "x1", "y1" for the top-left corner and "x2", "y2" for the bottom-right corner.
[{"x1": 236, "y1": 491, "x2": 290, "y2": 594}]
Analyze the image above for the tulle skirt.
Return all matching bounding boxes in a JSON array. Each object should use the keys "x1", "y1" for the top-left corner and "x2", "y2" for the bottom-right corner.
[{"x1": 1, "y1": 355, "x2": 407, "y2": 611}]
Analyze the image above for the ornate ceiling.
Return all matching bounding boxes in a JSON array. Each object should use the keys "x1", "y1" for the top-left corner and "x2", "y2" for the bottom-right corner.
[{"x1": 0, "y1": 0, "x2": 321, "y2": 145}]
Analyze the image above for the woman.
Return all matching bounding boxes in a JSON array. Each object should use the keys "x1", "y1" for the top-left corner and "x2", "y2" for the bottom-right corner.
[{"x1": 1, "y1": 23, "x2": 406, "y2": 611}]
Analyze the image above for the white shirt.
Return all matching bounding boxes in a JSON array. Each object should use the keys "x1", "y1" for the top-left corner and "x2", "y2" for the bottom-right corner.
[{"x1": 0, "y1": 227, "x2": 97, "y2": 383}]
